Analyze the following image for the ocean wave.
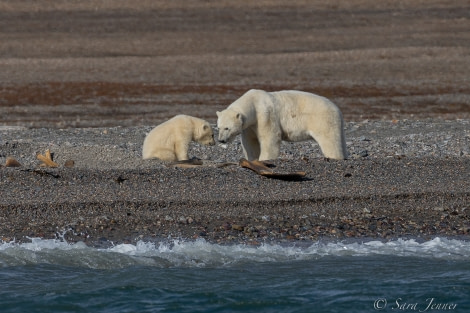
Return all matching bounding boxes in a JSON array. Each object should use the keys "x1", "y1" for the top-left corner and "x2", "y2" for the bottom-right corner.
[{"x1": 0, "y1": 237, "x2": 469, "y2": 269}]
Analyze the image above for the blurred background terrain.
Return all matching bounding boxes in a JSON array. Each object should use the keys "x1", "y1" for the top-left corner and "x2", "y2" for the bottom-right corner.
[{"x1": 0, "y1": 0, "x2": 469, "y2": 128}]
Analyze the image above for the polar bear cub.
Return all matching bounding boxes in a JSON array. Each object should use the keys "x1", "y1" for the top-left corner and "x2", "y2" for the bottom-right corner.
[
  {"x1": 216, "y1": 89, "x2": 348, "y2": 161},
  {"x1": 142, "y1": 114, "x2": 215, "y2": 161}
]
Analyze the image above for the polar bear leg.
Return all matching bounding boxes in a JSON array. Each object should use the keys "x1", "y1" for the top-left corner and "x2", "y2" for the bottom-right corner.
[
  {"x1": 258, "y1": 134, "x2": 281, "y2": 161},
  {"x1": 310, "y1": 131, "x2": 348, "y2": 160},
  {"x1": 174, "y1": 141, "x2": 190, "y2": 161},
  {"x1": 146, "y1": 148, "x2": 178, "y2": 161},
  {"x1": 161, "y1": 150, "x2": 179, "y2": 161},
  {"x1": 241, "y1": 129, "x2": 261, "y2": 160}
]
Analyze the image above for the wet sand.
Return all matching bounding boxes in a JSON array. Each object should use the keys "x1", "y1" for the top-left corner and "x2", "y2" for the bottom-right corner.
[{"x1": 0, "y1": 0, "x2": 469, "y2": 245}]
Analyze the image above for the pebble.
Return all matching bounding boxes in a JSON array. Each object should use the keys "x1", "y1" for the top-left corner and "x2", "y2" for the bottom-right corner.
[{"x1": 232, "y1": 224, "x2": 244, "y2": 231}]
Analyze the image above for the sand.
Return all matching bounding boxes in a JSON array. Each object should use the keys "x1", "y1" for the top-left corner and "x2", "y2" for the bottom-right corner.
[{"x1": 0, "y1": 0, "x2": 469, "y2": 246}]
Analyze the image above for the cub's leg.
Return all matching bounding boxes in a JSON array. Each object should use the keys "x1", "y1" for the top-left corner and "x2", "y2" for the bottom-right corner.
[
  {"x1": 145, "y1": 148, "x2": 178, "y2": 161},
  {"x1": 174, "y1": 141, "x2": 190, "y2": 161}
]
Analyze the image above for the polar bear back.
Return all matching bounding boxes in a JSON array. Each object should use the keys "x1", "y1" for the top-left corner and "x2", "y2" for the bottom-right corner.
[{"x1": 261, "y1": 90, "x2": 344, "y2": 142}]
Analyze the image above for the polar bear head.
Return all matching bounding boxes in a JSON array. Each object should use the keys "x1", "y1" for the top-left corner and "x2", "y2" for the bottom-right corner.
[
  {"x1": 216, "y1": 109, "x2": 244, "y2": 143},
  {"x1": 193, "y1": 119, "x2": 216, "y2": 146}
]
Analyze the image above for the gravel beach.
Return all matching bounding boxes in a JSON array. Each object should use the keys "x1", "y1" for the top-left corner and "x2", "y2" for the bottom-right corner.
[
  {"x1": 1, "y1": 0, "x2": 469, "y2": 246},
  {"x1": 1, "y1": 120, "x2": 469, "y2": 246}
]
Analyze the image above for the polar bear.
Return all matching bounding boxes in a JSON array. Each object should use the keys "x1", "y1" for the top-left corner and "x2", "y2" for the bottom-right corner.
[
  {"x1": 216, "y1": 89, "x2": 348, "y2": 161},
  {"x1": 142, "y1": 115, "x2": 215, "y2": 161}
]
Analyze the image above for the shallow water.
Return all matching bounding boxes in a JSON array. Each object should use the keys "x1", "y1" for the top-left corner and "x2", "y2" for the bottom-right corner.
[{"x1": 1, "y1": 237, "x2": 469, "y2": 313}]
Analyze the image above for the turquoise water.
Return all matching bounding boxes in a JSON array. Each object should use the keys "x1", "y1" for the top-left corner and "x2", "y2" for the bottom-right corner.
[{"x1": 1, "y1": 238, "x2": 469, "y2": 313}]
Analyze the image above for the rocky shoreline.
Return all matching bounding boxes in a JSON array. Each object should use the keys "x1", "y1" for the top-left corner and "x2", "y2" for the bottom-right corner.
[
  {"x1": 1, "y1": 0, "x2": 469, "y2": 246},
  {"x1": 1, "y1": 119, "x2": 469, "y2": 246}
]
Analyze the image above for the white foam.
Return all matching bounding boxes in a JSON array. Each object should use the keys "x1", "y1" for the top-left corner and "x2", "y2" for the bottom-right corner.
[
  {"x1": 1, "y1": 237, "x2": 469, "y2": 269},
  {"x1": 309, "y1": 237, "x2": 470, "y2": 259}
]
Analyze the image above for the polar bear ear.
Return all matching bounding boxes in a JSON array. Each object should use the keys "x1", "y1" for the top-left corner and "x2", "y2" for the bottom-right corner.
[
  {"x1": 236, "y1": 113, "x2": 245, "y2": 126},
  {"x1": 216, "y1": 111, "x2": 221, "y2": 117},
  {"x1": 203, "y1": 124, "x2": 209, "y2": 131}
]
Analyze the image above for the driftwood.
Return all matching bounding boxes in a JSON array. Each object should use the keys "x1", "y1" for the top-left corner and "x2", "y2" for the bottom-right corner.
[
  {"x1": 168, "y1": 158, "x2": 308, "y2": 181},
  {"x1": 168, "y1": 159, "x2": 238, "y2": 168},
  {"x1": 37, "y1": 149, "x2": 59, "y2": 168},
  {"x1": 239, "y1": 158, "x2": 307, "y2": 180},
  {"x1": 5, "y1": 157, "x2": 22, "y2": 167},
  {"x1": 168, "y1": 158, "x2": 204, "y2": 168}
]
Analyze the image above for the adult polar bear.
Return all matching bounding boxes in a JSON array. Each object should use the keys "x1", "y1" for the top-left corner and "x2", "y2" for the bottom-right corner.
[{"x1": 216, "y1": 89, "x2": 348, "y2": 161}]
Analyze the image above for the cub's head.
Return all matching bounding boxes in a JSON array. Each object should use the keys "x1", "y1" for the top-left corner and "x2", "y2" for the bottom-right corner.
[
  {"x1": 216, "y1": 109, "x2": 245, "y2": 143},
  {"x1": 194, "y1": 120, "x2": 216, "y2": 146}
]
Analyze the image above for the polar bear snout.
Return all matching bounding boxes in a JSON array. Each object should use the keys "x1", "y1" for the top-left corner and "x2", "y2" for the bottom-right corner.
[
  {"x1": 207, "y1": 136, "x2": 216, "y2": 146},
  {"x1": 218, "y1": 132, "x2": 227, "y2": 143},
  {"x1": 217, "y1": 129, "x2": 233, "y2": 143}
]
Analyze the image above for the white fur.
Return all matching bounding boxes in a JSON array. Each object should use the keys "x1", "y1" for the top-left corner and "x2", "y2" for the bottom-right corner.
[
  {"x1": 216, "y1": 89, "x2": 348, "y2": 161},
  {"x1": 142, "y1": 115, "x2": 215, "y2": 161}
]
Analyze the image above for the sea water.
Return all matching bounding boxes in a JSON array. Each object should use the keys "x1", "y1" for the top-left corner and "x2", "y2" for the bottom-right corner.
[{"x1": 0, "y1": 237, "x2": 469, "y2": 313}]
